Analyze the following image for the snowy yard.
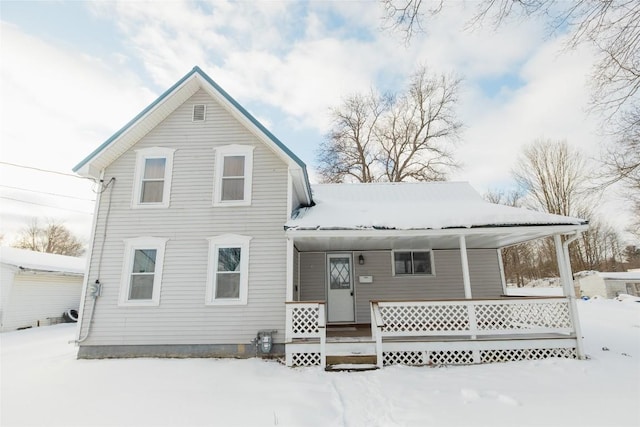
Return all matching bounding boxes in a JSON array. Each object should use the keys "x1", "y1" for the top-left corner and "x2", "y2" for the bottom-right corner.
[{"x1": 2, "y1": 299, "x2": 639, "y2": 427}]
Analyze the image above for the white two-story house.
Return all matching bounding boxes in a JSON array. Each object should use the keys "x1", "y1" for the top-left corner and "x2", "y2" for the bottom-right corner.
[{"x1": 73, "y1": 67, "x2": 588, "y2": 368}]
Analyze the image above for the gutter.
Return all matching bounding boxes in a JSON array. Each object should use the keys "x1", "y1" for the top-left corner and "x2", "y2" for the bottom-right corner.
[{"x1": 16, "y1": 267, "x2": 84, "y2": 277}]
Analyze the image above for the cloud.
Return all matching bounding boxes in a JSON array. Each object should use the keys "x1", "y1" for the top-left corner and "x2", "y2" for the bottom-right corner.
[
  {"x1": 0, "y1": 22, "x2": 156, "y2": 242},
  {"x1": 2, "y1": 1, "x2": 632, "y2": 241},
  {"x1": 454, "y1": 36, "x2": 598, "y2": 189}
]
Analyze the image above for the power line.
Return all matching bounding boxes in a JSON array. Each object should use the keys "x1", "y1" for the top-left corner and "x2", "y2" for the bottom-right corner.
[
  {"x1": 0, "y1": 184, "x2": 96, "y2": 202},
  {"x1": 0, "y1": 161, "x2": 93, "y2": 180},
  {"x1": 0, "y1": 196, "x2": 93, "y2": 215}
]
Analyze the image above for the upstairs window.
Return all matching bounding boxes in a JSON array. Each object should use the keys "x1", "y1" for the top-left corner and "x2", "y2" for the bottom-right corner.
[
  {"x1": 132, "y1": 147, "x2": 175, "y2": 208},
  {"x1": 393, "y1": 251, "x2": 434, "y2": 276},
  {"x1": 213, "y1": 145, "x2": 254, "y2": 206},
  {"x1": 141, "y1": 158, "x2": 166, "y2": 203},
  {"x1": 222, "y1": 156, "x2": 245, "y2": 201}
]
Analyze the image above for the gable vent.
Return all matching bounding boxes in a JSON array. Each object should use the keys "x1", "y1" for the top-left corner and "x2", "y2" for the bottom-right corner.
[{"x1": 192, "y1": 104, "x2": 206, "y2": 122}]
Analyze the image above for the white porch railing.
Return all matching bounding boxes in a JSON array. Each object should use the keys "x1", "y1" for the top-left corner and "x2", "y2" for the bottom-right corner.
[
  {"x1": 285, "y1": 298, "x2": 577, "y2": 368},
  {"x1": 371, "y1": 297, "x2": 576, "y2": 368},
  {"x1": 285, "y1": 302, "x2": 326, "y2": 368}
]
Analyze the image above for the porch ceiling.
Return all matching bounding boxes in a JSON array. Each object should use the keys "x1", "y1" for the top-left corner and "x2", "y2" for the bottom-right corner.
[{"x1": 288, "y1": 225, "x2": 588, "y2": 251}]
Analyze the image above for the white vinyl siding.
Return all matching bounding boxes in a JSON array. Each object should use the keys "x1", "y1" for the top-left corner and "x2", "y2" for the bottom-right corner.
[
  {"x1": 1, "y1": 271, "x2": 83, "y2": 331},
  {"x1": 132, "y1": 147, "x2": 175, "y2": 208},
  {"x1": 299, "y1": 252, "x2": 326, "y2": 302},
  {"x1": 77, "y1": 89, "x2": 289, "y2": 346},
  {"x1": 213, "y1": 145, "x2": 254, "y2": 206},
  {"x1": 118, "y1": 237, "x2": 167, "y2": 307},
  {"x1": 206, "y1": 234, "x2": 252, "y2": 305}
]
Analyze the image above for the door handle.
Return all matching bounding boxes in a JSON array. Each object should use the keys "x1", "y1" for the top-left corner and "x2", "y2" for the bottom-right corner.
[{"x1": 350, "y1": 291, "x2": 354, "y2": 296}]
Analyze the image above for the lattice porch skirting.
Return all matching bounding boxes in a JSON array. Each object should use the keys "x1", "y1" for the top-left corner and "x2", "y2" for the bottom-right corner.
[
  {"x1": 382, "y1": 340, "x2": 578, "y2": 366},
  {"x1": 288, "y1": 351, "x2": 323, "y2": 367}
]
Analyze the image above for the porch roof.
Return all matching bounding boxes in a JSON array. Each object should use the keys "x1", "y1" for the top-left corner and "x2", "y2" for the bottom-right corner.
[{"x1": 285, "y1": 182, "x2": 588, "y2": 250}]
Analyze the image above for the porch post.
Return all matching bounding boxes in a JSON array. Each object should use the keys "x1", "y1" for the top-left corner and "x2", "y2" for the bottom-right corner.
[
  {"x1": 286, "y1": 237, "x2": 294, "y2": 302},
  {"x1": 554, "y1": 233, "x2": 586, "y2": 359},
  {"x1": 554, "y1": 234, "x2": 571, "y2": 296},
  {"x1": 459, "y1": 235, "x2": 472, "y2": 299}
]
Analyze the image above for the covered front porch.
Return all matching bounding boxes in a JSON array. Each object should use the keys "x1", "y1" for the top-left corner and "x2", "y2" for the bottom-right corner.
[
  {"x1": 285, "y1": 297, "x2": 578, "y2": 368},
  {"x1": 283, "y1": 228, "x2": 586, "y2": 369}
]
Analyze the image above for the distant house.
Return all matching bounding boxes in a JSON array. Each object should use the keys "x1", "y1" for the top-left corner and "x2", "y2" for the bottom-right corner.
[
  {"x1": 0, "y1": 247, "x2": 86, "y2": 331},
  {"x1": 575, "y1": 271, "x2": 640, "y2": 298},
  {"x1": 72, "y1": 66, "x2": 589, "y2": 368}
]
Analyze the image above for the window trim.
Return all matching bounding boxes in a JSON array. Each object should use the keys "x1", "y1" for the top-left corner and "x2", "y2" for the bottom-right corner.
[
  {"x1": 118, "y1": 237, "x2": 168, "y2": 307},
  {"x1": 206, "y1": 234, "x2": 252, "y2": 306},
  {"x1": 391, "y1": 250, "x2": 435, "y2": 277},
  {"x1": 213, "y1": 145, "x2": 254, "y2": 207},
  {"x1": 132, "y1": 147, "x2": 176, "y2": 209}
]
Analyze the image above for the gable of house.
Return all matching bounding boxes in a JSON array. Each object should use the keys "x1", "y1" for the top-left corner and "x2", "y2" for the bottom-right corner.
[{"x1": 73, "y1": 66, "x2": 312, "y2": 208}]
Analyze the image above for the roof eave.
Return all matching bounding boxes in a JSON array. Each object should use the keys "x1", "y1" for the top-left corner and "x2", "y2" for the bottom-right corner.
[
  {"x1": 192, "y1": 72, "x2": 312, "y2": 205},
  {"x1": 285, "y1": 223, "x2": 589, "y2": 237},
  {"x1": 73, "y1": 67, "x2": 202, "y2": 177}
]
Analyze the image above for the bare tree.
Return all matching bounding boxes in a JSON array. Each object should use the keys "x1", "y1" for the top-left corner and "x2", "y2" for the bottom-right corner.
[
  {"x1": 13, "y1": 218, "x2": 85, "y2": 257},
  {"x1": 513, "y1": 139, "x2": 592, "y2": 217},
  {"x1": 381, "y1": 0, "x2": 640, "y2": 213},
  {"x1": 601, "y1": 109, "x2": 640, "y2": 224},
  {"x1": 629, "y1": 199, "x2": 640, "y2": 239},
  {"x1": 382, "y1": 0, "x2": 443, "y2": 44},
  {"x1": 317, "y1": 92, "x2": 387, "y2": 183},
  {"x1": 382, "y1": 1, "x2": 639, "y2": 114},
  {"x1": 317, "y1": 67, "x2": 462, "y2": 183},
  {"x1": 485, "y1": 188, "x2": 536, "y2": 287},
  {"x1": 570, "y1": 209, "x2": 624, "y2": 272},
  {"x1": 513, "y1": 139, "x2": 626, "y2": 274},
  {"x1": 622, "y1": 244, "x2": 640, "y2": 270}
]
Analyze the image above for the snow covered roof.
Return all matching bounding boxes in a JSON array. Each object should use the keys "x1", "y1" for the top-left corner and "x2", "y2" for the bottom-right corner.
[
  {"x1": 599, "y1": 272, "x2": 640, "y2": 281},
  {"x1": 286, "y1": 182, "x2": 587, "y2": 231},
  {"x1": 0, "y1": 247, "x2": 86, "y2": 275}
]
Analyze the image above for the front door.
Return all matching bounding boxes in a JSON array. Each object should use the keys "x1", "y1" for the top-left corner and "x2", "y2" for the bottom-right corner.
[{"x1": 326, "y1": 254, "x2": 355, "y2": 323}]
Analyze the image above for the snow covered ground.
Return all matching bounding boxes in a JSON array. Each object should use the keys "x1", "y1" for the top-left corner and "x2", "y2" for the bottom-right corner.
[{"x1": 2, "y1": 299, "x2": 639, "y2": 427}]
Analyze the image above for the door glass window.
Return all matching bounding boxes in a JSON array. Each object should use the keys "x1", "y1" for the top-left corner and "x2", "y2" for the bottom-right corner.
[{"x1": 329, "y1": 257, "x2": 351, "y2": 289}]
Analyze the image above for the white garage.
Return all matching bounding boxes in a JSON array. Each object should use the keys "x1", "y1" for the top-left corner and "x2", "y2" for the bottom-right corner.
[{"x1": 1, "y1": 247, "x2": 85, "y2": 331}]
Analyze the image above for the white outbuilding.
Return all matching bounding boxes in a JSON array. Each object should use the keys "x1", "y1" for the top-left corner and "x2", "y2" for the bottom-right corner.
[
  {"x1": 574, "y1": 270, "x2": 640, "y2": 299},
  {"x1": 0, "y1": 247, "x2": 85, "y2": 331}
]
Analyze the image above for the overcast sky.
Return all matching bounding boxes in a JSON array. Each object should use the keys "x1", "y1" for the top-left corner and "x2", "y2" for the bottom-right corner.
[{"x1": 0, "y1": 1, "x2": 635, "y2": 247}]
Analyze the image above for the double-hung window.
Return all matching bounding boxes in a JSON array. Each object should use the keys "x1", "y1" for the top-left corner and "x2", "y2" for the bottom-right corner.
[
  {"x1": 213, "y1": 145, "x2": 254, "y2": 206},
  {"x1": 393, "y1": 250, "x2": 434, "y2": 276},
  {"x1": 119, "y1": 237, "x2": 168, "y2": 306},
  {"x1": 206, "y1": 234, "x2": 252, "y2": 305},
  {"x1": 132, "y1": 147, "x2": 175, "y2": 208}
]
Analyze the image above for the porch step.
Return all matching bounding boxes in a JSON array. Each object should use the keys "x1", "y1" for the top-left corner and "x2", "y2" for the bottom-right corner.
[
  {"x1": 326, "y1": 355, "x2": 379, "y2": 372},
  {"x1": 325, "y1": 364, "x2": 379, "y2": 372},
  {"x1": 326, "y1": 354, "x2": 377, "y2": 365},
  {"x1": 325, "y1": 341, "x2": 376, "y2": 356}
]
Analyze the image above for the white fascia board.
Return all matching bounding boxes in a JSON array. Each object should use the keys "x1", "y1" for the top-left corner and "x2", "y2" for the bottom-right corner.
[
  {"x1": 286, "y1": 224, "x2": 589, "y2": 239},
  {"x1": 16, "y1": 269, "x2": 84, "y2": 277},
  {"x1": 74, "y1": 75, "x2": 200, "y2": 179},
  {"x1": 289, "y1": 167, "x2": 311, "y2": 207},
  {"x1": 196, "y1": 75, "x2": 312, "y2": 205}
]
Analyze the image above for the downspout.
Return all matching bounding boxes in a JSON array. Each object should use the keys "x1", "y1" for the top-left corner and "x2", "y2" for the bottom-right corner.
[{"x1": 560, "y1": 231, "x2": 586, "y2": 359}]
